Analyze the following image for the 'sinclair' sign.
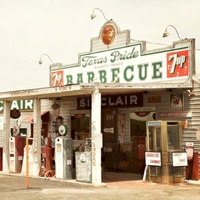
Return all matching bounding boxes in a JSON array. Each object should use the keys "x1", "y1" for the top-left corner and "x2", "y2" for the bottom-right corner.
[
  {"x1": 77, "y1": 93, "x2": 143, "y2": 109},
  {"x1": 51, "y1": 43, "x2": 190, "y2": 86},
  {"x1": 0, "y1": 100, "x2": 33, "y2": 111}
]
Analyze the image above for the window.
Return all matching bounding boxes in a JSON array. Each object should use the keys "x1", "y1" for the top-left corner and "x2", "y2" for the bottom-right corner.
[
  {"x1": 167, "y1": 122, "x2": 180, "y2": 150},
  {"x1": 71, "y1": 113, "x2": 90, "y2": 140}
]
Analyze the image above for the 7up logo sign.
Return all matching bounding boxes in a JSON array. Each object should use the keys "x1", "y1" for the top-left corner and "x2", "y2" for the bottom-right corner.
[
  {"x1": 51, "y1": 70, "x2": 64, "y2": 87},
  {"x1": 167, "y1": 50, "x2": 188, "y2": 78}
]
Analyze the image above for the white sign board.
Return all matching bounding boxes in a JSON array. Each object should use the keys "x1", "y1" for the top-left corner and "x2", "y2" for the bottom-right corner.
[
  {"x1": 172, "y1": 152, "x2": 188, "y2": 167},
  {"x1": 51, "y1": 44, "x2": 190, "y2": 86},
  {"x1": 145, "y1": 152, "x2": 161, "y2": 166}
]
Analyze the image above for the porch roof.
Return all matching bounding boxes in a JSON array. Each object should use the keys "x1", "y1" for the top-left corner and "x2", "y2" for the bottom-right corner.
[{"x1": 0, "y1": 81, "x2": 193, "y2": 101}]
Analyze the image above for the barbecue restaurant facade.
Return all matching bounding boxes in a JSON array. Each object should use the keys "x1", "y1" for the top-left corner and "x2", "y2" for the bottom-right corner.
[{"x1": 0, "y1": 19, "x2": 200, "y2": 184}]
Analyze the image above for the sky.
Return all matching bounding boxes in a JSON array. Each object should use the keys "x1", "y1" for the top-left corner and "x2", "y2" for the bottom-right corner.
[{"x1": 0, "y1": 0, "x2": 200, "y2": 92}]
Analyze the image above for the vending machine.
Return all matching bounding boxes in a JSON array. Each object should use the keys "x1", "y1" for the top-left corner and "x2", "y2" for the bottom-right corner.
[{"x1": 9, "y1": 136, "x2": 24, "y2": 173}]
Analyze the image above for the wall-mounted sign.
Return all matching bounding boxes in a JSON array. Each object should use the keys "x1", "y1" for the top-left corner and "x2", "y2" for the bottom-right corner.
[
  {"x1": 77, "y1": 93, "x2": 143, "y2": 109},
  {"x1": 100, "y1": 23, "x2": 116, "y2": 45},
  {"x1": 170, "y1": 93, "x2": 184, "y2": 110},
  {"x1": 103, "y1": 127, "x2": 114, "y2": 133},
  {"x1": 10, "y1": 110, "x2": 21, "y2": 119},
  {"x1": 0, "y1": 100, "x2": 33, "y2": 111},
  {"x1": 147, "y1": 96, "x2": 161, "y2": 103},
  {"x1": 145, "y1": 152, "x2": 161, "y2": 166},
  {"x1": 58, "y1": 125, "x2": 68, "y2": 136},
  {"x1": 51, "y1": 102, "x2": 60, "y2": 110},
  {"x1": 157, "y1": 111, "x2": 192, "y2": 119},
  {"x1": 146, "y1": 121, "x2": 161, "y2": 127},
  {"x1": 51, "y1": 43, "x2": 191, "y2": 86}
]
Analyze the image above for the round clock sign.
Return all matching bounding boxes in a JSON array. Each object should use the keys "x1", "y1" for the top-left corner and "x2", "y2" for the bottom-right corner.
[
  {"x1": 101, "y1": 24, "x2": 116, "y2": 45},
  {"x1": 58, "y1": 125, "x2": 68, "y2": 136}
]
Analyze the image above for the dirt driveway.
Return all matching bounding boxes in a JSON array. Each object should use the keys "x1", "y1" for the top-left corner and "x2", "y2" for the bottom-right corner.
[{"x1": 0, "y1": 173, "x2": 200, "y2": 200}]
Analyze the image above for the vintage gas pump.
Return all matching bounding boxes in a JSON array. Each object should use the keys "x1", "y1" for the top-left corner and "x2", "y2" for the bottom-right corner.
[
  {"x1": 45, "y1": 137, "x2": 53, "y2": 172},
  {"x1": 9, "y1": 135, "x2": 24, "y2": 173},
  {"x1": 145, "y1": 120, "x2": 185, "y2": 184},
  {"x1": 55, "y1": 124, "x2": 73, "y2": 179},
  {"x1": 40, "y1": 137, "x2": 53, "y2": 176}
]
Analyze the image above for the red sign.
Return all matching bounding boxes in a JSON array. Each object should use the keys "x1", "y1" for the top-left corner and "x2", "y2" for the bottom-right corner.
[
  {"x1": 158, "y1": 111, "x2": 191, "y2": 118},
  {"x1": 51, "y1": 70, "x2": 64, "y2": 87},
  {"x1": 167, "y1": 50, "x2": 188, "y2": 78},
  {"x1": 101, "y1": 24, "x2": 116, "y2": 45}
]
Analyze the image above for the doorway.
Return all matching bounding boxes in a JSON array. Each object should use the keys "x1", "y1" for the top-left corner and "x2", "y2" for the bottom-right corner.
[
  {"x1": 101, "y1": 109, "x2": 118, "y2": 151},
  {"x1": 101, "y1": 109, "x2": 121, "y2": 172},
  {"x1": 130, "y1": 111, "x2": 156, "y2": 174}
]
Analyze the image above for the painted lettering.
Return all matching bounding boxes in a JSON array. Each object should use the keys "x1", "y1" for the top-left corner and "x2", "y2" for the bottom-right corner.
[
  {"x1": 110, "y1": 47, "x2": 139, "y2": 63},
  {"x1": 108, "y1": 97, "x2": 115, "y2": 106},
  {"x1": 87, "y1": 72, "x2": 95, "y2": 83},
  {"x1": 115, "y1": 97, "x2": 124, "y2": 105},
  {"x1": 169, "y1": 54, "x2": 186, "y2": 74},
  {"x1": 66, "y1": 75, "x2": 73, "y2": 84},
  {"x1": 11, "y1": 101, "x2": 19, "y2": 110},
  {"x1": 138, "y1": 63, "x2": 148, "y2": 80},
  {"x1": 77, "y1": 93, "x2": 142, "y2": 109},
  {"x1": 65, "y1": 61, "x2": 163, "y2": 84},
  {"x1": 152, "y1": 61, "x2": 162, "y2": 79},
  {"x1": 25, "y1": 100, "x2": 33, "y2": 109},
  {"x1": 101, "y1": 97, "x2": 107, "y2": 106},
  {"x1": 99, "y1": 70, "x2": 107, "y2": 83},
  {"x1": 52, "y1": 72, "x2": 62, "y2": 86},
  {"x1": 81, "y1": 56, "x2": 107, "y2": 68},
  {"x1": 124, "y1": 65, "x2": 134, "y2": 82},
  {"x1": 77, "y1": 73, "x2": 83, "y2": 83},
  {"x1": 79, "y1": 99, "x2": 86, "y2": 108},
  {"x1": 111, "y1": 68, "x2": 120, "y2": 82},
  {"x1": 130, "y1": 95, "x2": 137, "y2": 105},
  {"x1": 0, "y1": 100, "x2": 33, "y2": 111}
]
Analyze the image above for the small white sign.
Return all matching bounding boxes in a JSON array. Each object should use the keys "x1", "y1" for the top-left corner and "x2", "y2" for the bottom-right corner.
[
  {"x1": 103, "y1": 127, "x2": 114, "y2": 133},
  {"x1": 172, "y1": 152, "x2": 188, "y2": 167},
  {"x1": 145, "y1": 152, "x2": 161, "y2": 166}
]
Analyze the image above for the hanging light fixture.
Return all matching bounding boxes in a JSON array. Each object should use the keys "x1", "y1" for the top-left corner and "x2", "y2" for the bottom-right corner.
[
  {"x1": 91, "y1": 8, "x2": 109, "y2": 21},
  {"x1": 39, "y1": 54, "x2": 54, "y2": 65},
  {"x1": 162, "y1": 25, "x2": 182, "y2": 40}
]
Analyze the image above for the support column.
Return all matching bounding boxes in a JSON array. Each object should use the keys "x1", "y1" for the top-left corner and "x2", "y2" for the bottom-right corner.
[
  {"x1": 32, "y1": 98, "x2": 41, "y2": 176},
  {"x1": 91, "y1": 86, "x2": 102, "y2": 184},
  {"x1": 2, "y1": 100, "x2": 10, "y2": 173}
]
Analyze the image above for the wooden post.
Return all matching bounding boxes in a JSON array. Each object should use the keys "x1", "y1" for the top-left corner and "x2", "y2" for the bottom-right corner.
[
  {"x1": 26, "y1": 136, "x2": 29, "y2": 189},
  {"x1": 91, "y1": 85, "x2": 102, "y2": 184},
  {"x1": 2, "y1": 100, "x2": 10, "y2": 173}
]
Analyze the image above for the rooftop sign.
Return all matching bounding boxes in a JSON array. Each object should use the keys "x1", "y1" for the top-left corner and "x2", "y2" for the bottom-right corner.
[{"x1": 51, "y1": 44, "x2": 190, "y2": 87}]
